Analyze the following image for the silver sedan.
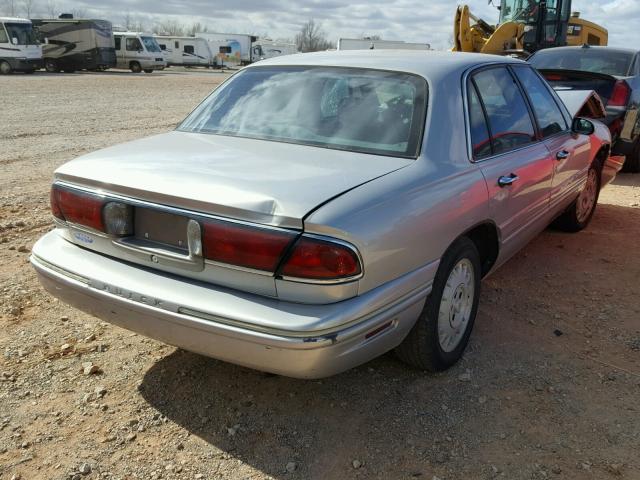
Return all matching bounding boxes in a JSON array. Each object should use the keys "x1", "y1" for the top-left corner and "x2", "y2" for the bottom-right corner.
[{"x1": 31, "y1": 51, "x2": 616, "y2": 378}]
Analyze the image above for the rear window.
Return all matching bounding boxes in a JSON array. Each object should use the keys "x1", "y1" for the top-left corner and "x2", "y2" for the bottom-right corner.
[
  {"x1": 179, "y1": 66, "x2": 428, "y2": 158},
  {"x1": 530, "y1": 49, "x2": 634, "y2": 77}
]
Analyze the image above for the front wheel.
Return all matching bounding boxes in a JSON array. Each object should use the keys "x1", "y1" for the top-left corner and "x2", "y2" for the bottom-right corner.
[
  {"x1": 130, "y1": 61, "x2": 142, "y2": 73},
  {"x1": 554, "y1": 164, "x2": 601, "y2": 232},
  {"x1": 396, "y1": 237, "x2": 481, "y2": 371},
  {"x1": 0, "y1": 61, "x2": 12, "y2": 75},
  {"x1": 44, "y1": 58, "x2": 59, "y2": 73}
]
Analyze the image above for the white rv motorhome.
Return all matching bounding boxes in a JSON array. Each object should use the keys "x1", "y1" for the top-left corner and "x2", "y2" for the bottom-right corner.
[
  {"x1": 154, "y1": 36, "x2": 214, "y2": 67},
  {"x1": 337, "y1": 38, "x2": 431, "y2": 51},
  {"x1": 251, "y1": 40, "x2": 297, "y2": 61},
  {"x1": 196, "y1": 32, "x2": 257, "y2": 66},
  {"x1": 113, "y1": 32, "x2": 166, "y2": 73},
  {"x1": 0, "y1": 17, "x2": 42, "y2": 74}
]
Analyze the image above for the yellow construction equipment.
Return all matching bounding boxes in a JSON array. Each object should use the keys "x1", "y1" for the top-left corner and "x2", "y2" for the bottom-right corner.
[{"x1": 453, "y1": 0, "x2": 608, "y2": 57}]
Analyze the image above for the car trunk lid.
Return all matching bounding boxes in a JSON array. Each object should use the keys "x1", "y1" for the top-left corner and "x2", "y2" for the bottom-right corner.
[
  {"x1": 55, "y1": 131, "x2": 413, "y2": 229},
  {"x1": 539, "y1": 69, "x2": 627, "y2": 107}
]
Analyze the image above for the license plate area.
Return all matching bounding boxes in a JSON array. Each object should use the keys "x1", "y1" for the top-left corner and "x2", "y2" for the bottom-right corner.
[{"x1": 134, "y1": 207, "x2": 190, "y2": 252}]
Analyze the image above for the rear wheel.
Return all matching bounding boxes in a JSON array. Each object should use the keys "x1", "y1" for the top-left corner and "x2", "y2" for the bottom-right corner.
[
  {"x1": 554, "y1": 163, "x2": 601, "y2": 232},
  {"x1": 396, "y1": 237, "x2": 481, "y2": 371},
  {"x1": 622, "y1": 140, "x2": 640, "y2": 173},
  {"x1": 130, "y1": 61, "x2": 142, "y2": 73},
  {"x1": 0, "y1": 61, "x2": 12, "y2": 75},
  {"x1": 44, "y1": 58, "x2": 59, "y2": 73},
  {"x1": 143, "y1": 69, "x2": 154, "y2": 73}
]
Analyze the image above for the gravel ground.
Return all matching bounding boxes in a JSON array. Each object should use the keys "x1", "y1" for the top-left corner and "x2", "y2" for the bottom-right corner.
[{"x1": 1, "y1": 70, "x2": 639, "y2": 480}]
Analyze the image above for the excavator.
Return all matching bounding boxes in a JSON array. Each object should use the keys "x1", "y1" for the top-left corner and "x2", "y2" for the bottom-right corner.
[{"x1": 453, "y1": 0, "x2": 608, "y2": 58}]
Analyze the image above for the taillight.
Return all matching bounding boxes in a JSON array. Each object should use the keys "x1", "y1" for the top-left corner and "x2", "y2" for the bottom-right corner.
[
  {"x1": 280, "y1": 236, "x2": 361, "y2": 281},
  {"x1": 609, "y1": 80, "x2": 630, "y2": 107},
  {"x1": 544, "y1": 73, "x2": 565, "y2": 81},
  {"x1": 202, "y1": 220, "x2": 296, "y2": 272},
  {"x1": 50, "y1": 185, "x2": 105, "y2": 232}
]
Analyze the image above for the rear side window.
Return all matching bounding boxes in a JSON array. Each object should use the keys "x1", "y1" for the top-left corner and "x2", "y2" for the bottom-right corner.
[
  {"x1": 513, "y1": 66, "x2": 568, "y2": 137},
  {"x1": 472, "y1": 67, "x2": 536, "y2": 155},
  {"x1": 114, "y1": 36, "x2": 121, "y2": 50},
  {"x1": 184, "y1": 45, "x2": 195, "y2": 54},
  {"x1": 126, "y1": 37, "x2": 142, "y2": 51},
  {"x1": 468, "y1": 83, "x2": 492, "y2": 159}
]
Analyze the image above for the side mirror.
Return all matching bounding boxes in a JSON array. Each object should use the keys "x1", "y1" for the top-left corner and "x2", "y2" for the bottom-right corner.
[
  {"x1": 11, "y1": 37, "x2": 18, "y2": 45},
  {"x1": 572, "y1": 117, "x2": 595, "y2": 136}
]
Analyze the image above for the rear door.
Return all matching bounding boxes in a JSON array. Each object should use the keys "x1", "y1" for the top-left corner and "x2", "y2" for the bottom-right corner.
[
  {"x1": 512, "y1": 65, "x2": 592, "y2": 213},
  {"x1": 467, "y1": 65, "x2": 554, "y2": 260}
]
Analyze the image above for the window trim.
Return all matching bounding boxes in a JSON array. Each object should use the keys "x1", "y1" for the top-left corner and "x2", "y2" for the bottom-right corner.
[
  {"x1": 463, "y1": 63, "x2": 541, "y2": 163},
  {"x1": 509, "y1": 64, "x2": 571, "y2": 141}
]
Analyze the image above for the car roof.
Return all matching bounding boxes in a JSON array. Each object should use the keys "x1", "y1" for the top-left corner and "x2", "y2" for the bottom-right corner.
[
  {"x1": 531, "y1": 46, "x2": 638, "y2": 56},
  {"x1": 251, "y1": 50, "x2": 526, "y2": 79}
]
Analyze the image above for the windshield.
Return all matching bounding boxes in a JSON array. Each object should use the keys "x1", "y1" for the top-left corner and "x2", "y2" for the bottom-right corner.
[
  {"x1": 179, "y1": 66, "x2": 428, "y2": 158},
  {"x1": 499, "y1": 0, "x2": 569, "y2": 24},
  {"x1": 140, "y1": 36, "x2": 161, "y2": 53},
  {"x1": 4, "y1": 22, "x2": 38, "y2": 45},
  {"x1": 530, "y1": 49, "x2": 634, "y2": 77}
]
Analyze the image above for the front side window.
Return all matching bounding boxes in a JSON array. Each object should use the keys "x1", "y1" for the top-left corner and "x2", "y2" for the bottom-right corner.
[
  {"x1": 0, "y1": 24, "x2": 8, "y2": 44},
  {"x1": 126, "y1": 37, "x2": 142, "y2": 51},
  {"x1": 179, "y1": 66, "x2": 428, "y2": 158},
  {"x1": 4, "y1": 22, "x2": 38, "y2": 45},
  {"x1": 472, "y1": 67, "x2": 536, "y2": 155},
  {"x1": 513, "y1": 66, "x2": 567, "y2": 137}
]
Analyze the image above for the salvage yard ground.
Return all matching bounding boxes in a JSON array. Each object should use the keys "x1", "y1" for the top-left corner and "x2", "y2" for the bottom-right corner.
[{"x1": 1, "y1": 71, "x2": 639, "y2": 480}]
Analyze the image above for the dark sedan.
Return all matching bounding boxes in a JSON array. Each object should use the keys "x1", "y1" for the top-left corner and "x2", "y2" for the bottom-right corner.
[{"x1": 529, "y1": 46, "x2": 640, "y2": 172}]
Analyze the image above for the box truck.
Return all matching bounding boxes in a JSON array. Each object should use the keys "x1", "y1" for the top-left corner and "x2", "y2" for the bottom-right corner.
[{"x1": 196, "y1": 32, "x2": 257, "y2": 65}]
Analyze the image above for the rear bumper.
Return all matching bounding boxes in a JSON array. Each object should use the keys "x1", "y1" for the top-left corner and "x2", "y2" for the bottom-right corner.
[{"x1": 31, "y1": 231, "x2": 429, "y2": 378}]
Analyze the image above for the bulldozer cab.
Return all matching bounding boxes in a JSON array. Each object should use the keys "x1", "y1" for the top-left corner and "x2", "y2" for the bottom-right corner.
[{"x1": 499, "y1": 0, "x2": 571, "y2": 52}]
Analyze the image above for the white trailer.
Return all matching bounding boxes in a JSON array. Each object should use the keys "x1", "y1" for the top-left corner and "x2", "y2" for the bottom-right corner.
[
  {"x1": 196, "y1": 32, "x2": 257, "y2": 65},
  {"x1": 337, "y1": 38, "x2": 431, "y2": 51},
  {"x1": 154, "y1": 36, "x2": 214, "y2": 67},
  {"x1": 0, "y1": 17, "x2": 42, "y2": 74},
  {"x1": 251, "y1": 40, "x2": 297, "y2": 61}
]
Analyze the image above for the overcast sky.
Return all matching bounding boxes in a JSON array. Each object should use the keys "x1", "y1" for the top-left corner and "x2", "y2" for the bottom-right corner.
[{"x1": 7, "y1": 0, "x2": 639, "y2": 48}]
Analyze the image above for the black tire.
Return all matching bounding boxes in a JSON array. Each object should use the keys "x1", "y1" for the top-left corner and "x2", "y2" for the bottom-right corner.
[
  {"x1": 143, "y1": 69, "x2": 154, "y2": 73},
  {"x1": 396, "y1": 237, "x2": 482, "y2": 372},
  {"x1": 622, "y1": 141, "x2": 640, "y2": 173},
  {"x1": 554, "y1": 163, "x2": 601, "y2": 232},
  {"x1": 63, "y1": 69, "x2": 75, "y2": 73},
  {"x1": 44, "y1": 58, "x2": 59, "y2": 73},
  {"x1": 130, "y1": 62, "x2": 142, "y2": 73},
  {"x1": 0, "y1": 61, "x2": 12, "y2": 75}
]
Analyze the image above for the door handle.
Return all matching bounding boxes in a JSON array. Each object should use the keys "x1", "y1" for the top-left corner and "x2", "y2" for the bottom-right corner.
[
  {"x1": 498, "y1": 174, "x2": 519, "y2": 187},
  {"x1": 556, "y1": 150, "x2": 570, "y2": 160}
]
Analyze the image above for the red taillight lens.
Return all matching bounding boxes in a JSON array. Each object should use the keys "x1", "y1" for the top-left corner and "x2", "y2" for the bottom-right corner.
[
  {"x1": 609, "y1": 80, "x2": 630, "y2": 107},
  {"x1": 281, "y1": 237, "x2": 361, "y2": 280},
  {"x1": 50, "y1": 185, "x2": 105, "y2": 232},
  {"x1": 544, "y1": 73, "x2": 565, "y2": 81},
  {"x1": 202, "y1": 220, "x2": 296, "y2": 272}
]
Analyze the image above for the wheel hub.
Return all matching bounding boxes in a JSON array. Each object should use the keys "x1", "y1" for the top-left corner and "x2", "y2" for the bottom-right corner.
[{"x1": 438, "y1": 259, "x2": 475, "y2": 353}]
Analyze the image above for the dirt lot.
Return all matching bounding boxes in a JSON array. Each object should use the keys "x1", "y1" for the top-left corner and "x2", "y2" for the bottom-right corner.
[{"x1": 1, "y1": 71, "x2": 639, "y2": 480}]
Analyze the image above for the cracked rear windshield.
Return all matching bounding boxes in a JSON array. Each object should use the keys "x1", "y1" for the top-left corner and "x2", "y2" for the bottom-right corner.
[{"x1": 179, "y1": 66, "x2": 428, "y2": 158}]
